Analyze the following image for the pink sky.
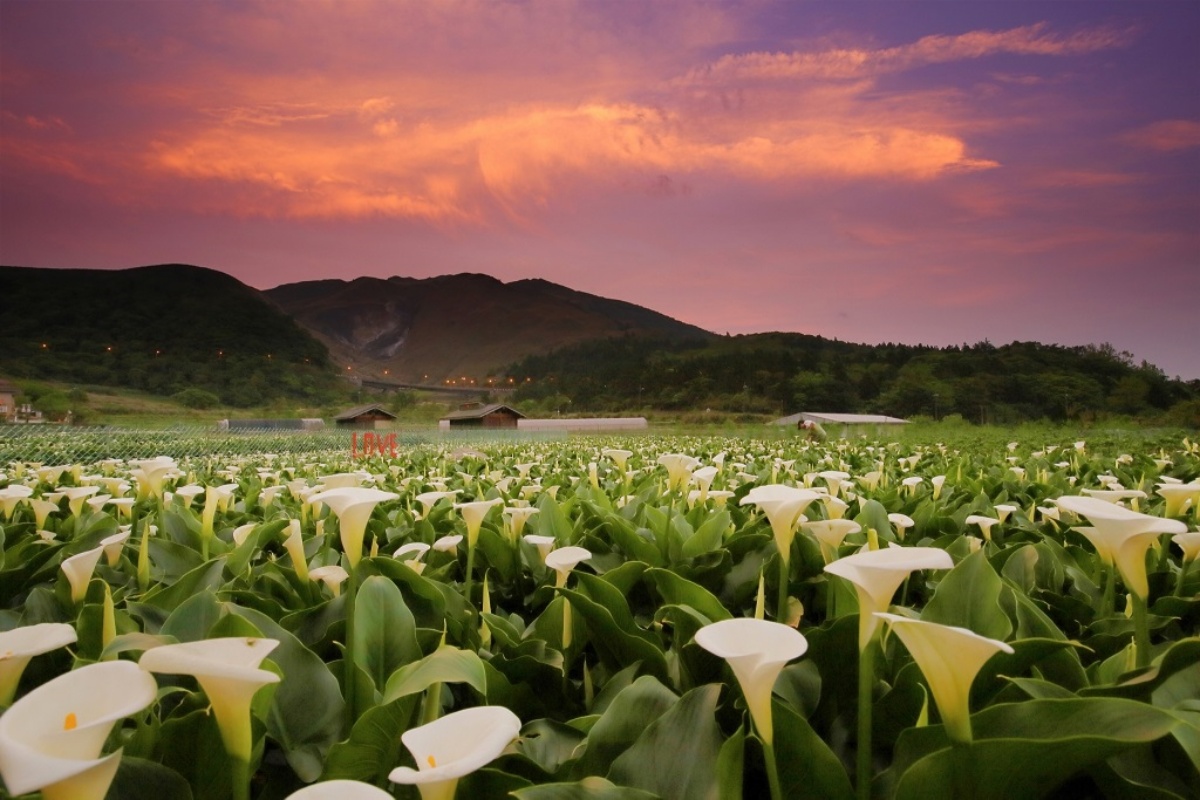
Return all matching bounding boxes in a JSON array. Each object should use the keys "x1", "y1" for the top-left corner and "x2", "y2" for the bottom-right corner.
[{"x1": 2, "y1": 1, "x2": 1197, "y2": 378}]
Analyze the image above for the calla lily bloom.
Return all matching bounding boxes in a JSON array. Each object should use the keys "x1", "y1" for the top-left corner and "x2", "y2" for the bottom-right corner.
[
  {"x1": 128, "y1": 456, "x2": 176, "y2": 500},
  {"x1": 1157, "y1": 481, "x2": 1200, "y2": 518},
  {"x1": 395, "y1": 542, "x2": 431, "y2": 574},
  {"x1": 139, "y1": 637, "x2": 281, "y2": 763},
  {"x1": 308, "y1": 487, "x2": 399, "y2": 568},
  {"x1": 0, "y1": 660, "x2": 157, "y2": 800},
  {"x1": 0, "y1": 622, "x2": 77, "y2": 706},
  {"x1": 283, "y1": 520, "x2": 309, "y2": 582},
  {"x1": 875, "y1": 613, "x2": 1013, "y2": 743},
  {"x1": 100, "y1": 529, "x2": 131, "y2": 567},
  {"x1": 502, "y1": 505, "x2": 539, "y2": 542},
  {"x1": 453, "y1": 498, "x2": 502, "y2": 546},
  {"x1": 1173, "y1": 531, "x2": 1200, "y2": 563},
  {"x1": 0, "y1": 484, "x2": 33, "y2": 520},
  {"x1": 824, "y1": 546, "x2": 954, "y2": 649},
  {"x1": 545, "y1": 546, "x2": 592, "y2": 648},
  {"x1": 965, "y1": 514, "x2": 1000, "y2": 542},
  {"x1": 388, "y1": 705, "x2": 522, "y2": 800},
  {"x1": 693, "y1": 618, "x2": 808, "y2": 746},
  {"x1": 523, "y1": 534, "x2": 556, "y2": 560},
  {"x1": 432, "y1": 534, "x2": 463, "y2": 553},
  {"x1": 415, "y1": 490, "x2": 459, "y2": 517},
  {"x1": 1056, "y1": 494, "x2": 1186, "y2": 599},
  {"x1": 310, "y1": 565, "x2": 350, "y2": 595},
  {"x1": 740, "y1": 484, "x2": 823, "y2": 565},
  {"x1": 30, "y1": 497, "x2": 59, "y2": 529},
  {"x1": 657, "y1": 453, "x2": 700, "y2": 492},
  {"x1": 58, "y1": 482, "x2": 98, "y2": 520},
  {"x1": 286, "y1": 779, "x2": 395, "y2": 799},
  {"x1": 804, "y1": 518, "x2": 861, "y2": 563},
  {"x1": 61, "y1": 545, "x2": 105, "y2": 604}
]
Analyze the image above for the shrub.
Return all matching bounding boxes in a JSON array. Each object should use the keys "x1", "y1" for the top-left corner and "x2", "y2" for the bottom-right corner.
[{"x1": 173, "y1": 387, "x2": 220, "y2": 409}]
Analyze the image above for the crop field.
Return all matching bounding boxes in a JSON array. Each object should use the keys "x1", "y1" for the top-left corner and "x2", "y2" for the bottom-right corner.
[{"x1": 0, "y1": 429, "x2": 1197, "y2": 800}]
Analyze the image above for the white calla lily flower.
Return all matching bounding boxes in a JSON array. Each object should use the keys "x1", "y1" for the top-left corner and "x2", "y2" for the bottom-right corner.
[
  {"x1": 139, "y1": 637, "x2": 281, "y2": 762},
  {"x1": 286, "y1": 779, "x2": 395, "y2": 799},
  {"x1": 308, "y1": 487, "x2": 399, "y2": 568},
  {"x1": 0, "y1": 660, "x2": 157, "y2": 799},
  {"x1": 61, "y1": 545, "x2": 105, "y2": 604},
  {"x1": 0, "y1": 622, "x2": 78, "y2": 706},
  {"x1": 1056, "y1": 494, "x2": 1187, "y2": 599},
  {"x1": 875, "y1": 613, "x2": 1013, "y2": 743},
  {"x1": 388, "y1": 705, "x2": 522, "y2": 800},
  {"x1": 694, "y1": 618, "x2": 808, "y2": 745},
  {"x1": 824, "y1": 547, "x2": 954, "y2": 649}
]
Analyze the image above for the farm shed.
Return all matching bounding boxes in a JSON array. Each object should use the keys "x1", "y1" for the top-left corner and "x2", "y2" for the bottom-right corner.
[
  {"x1": 439, "y1": 403, "x2": 525, "y2": 429},
  {"x1": 519, "y1": 417, "x2": 648, "y2": 432},
  {"x1": 335, "y1": 403, "x2": 398, "y2": 429},
  {"x1": 0, "y1": 378, "x2": 16, "y2": 423},
  {"x1": 219, "y1": 418, "x2": 325, "y2": 431},
  {"x1": 772, "y1": 412, "x2": 909, "y2": 439}
]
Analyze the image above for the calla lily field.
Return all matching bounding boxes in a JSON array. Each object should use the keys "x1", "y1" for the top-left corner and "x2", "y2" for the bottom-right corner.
[{"x1": 0, "y1": 429, "x2": 1197, "y2": 799}]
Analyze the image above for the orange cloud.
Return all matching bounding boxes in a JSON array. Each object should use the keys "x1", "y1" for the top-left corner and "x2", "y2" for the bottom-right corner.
[{"x1": 1120, "y1": 120, "x2": 1200, "y2": 152}]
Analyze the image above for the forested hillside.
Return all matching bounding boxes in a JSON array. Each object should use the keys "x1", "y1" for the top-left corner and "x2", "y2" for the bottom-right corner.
[
  {"x1": 0, "y1": 264, "x2": 340, "y2": 407},
  {"x1": 508, "y1": 334, "x2": 1200, "y2": 424}
]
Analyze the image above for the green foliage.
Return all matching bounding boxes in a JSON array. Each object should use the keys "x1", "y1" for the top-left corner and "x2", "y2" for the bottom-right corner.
[
  {"x1": 0, "y1": 264, "x2": 340, "y2": 406},
  {"x1": 173, "y1": 387, "x2": 220, "y2": 409},
  {"x1": 509, "y1": 334, "x2": 1197, "y2": 424}
]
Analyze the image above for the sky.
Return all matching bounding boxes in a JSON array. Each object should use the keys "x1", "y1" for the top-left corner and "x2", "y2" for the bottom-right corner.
[{"x1": 2, "y1": 0, "x2": 1198, "y2": 379}]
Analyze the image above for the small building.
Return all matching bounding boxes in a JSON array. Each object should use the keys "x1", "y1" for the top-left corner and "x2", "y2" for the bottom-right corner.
[
  {"x1": 219, "y1": 418, "x2": 325, "y2": 432},
  {"x1": 0, "y1": 378, "x2": 17, "y2": 423},
  {"x1": 519, "y1": 417, "x2": 648, "y2": 432},
  {"x1": 772, "y1": 412, "x2": 909, "y2": 439},
  {"x1": 335, "y1": 403, "x2": 398, "y2": 428},
  {"x1": 439, "y1": 402, "x2": 525, "y2": 429}
]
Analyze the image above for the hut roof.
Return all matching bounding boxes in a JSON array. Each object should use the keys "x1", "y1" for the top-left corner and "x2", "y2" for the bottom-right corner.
[
  {"x1": 440, "y1": 403, "x2": 525, "y2": 421},
  {"x1": 772, "y1": 412, "x2": 909, "y2": 426},
  {"x1": 334, "y1": 403, "x2": 398, "y2": 422}
]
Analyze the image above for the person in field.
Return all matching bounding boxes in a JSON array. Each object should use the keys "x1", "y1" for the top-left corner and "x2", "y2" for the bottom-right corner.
[{"x1": 798, "y1": 419, "x2": 828, "y2": 442}]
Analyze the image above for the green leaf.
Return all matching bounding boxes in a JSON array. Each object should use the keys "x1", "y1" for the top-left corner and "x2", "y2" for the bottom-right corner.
[
  {"x1": 716, "y1": 724, "x2": 745, "y2": 800},
  {"x1": 320, "y1": 693, "x2": 420, "y2": 783},
  {"x1": 562, "y1": 578, "x2": 669, "y2": 683},
  {"x1": 772, "y1": 699, "x2": 855, "y2": 800},
  {"x1": 649, "y1": 568, "x2": 732, "y2": 623},
  {"x1": 160, "y1": 589, "x2": 224, "y2": 643},
  {"x1": 110, "y1": 756, "x2": 194, "y2": 800},
  {"x1": 519, "y1": 718, "x2": 588, "y2": 778},
  {"x1": 889, "y1": 698, "x2": 1182, "y2": 800},
  {"x1": 574, "y1": 675, "x2": 679, "y2": 778},
  {"x1": 609, "y1": 684, "x2": 726, "y2": 800},
  {"x1": 511, "y1": 776, "x2": 659, "y2": 799},
  {"x1": 225, "y1": 604, "x2": 346, "y2": 782},
  {"x1": 353, "y1": 575, "x2": 422, "y2": 695},
  {"x1": 382, "y1": 646, "x2": 487, "y2": 703},
  {"x1": 682, "y1": 509, "x2": 729, "y2": 559},
  {"x1": 922, "y1": 549, "x2": 1012, "y2": 641}
]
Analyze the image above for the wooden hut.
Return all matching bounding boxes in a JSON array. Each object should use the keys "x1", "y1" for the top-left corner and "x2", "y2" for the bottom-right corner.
[
  {"x1": 334, "y1": 403, "x2": 398, "y2": 428},
  {"x1": 439, "y1": 402, "x2": 525, "y2": 429}
]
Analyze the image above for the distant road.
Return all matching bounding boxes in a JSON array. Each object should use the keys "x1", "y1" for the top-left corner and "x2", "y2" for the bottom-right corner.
[{"x1": 358, "y1": 378, "x2": 517, "y2": 397}]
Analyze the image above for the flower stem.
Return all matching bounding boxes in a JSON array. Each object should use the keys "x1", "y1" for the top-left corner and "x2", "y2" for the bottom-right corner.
[
  {"x1": 1101, "y1": 562, "x2": 1116, "y2": 618},
  {"x1": 1131, "y1": 592, "x2": 1151, "y2": 669},
  {"x1": 344, "y1": 567, "x2": 359, "y2": 734},
  {"x1": 232, "y1": 756, "x2": 251, "y2": 800},
  {"x1": 464, "y1": 543, "x2": 477, "y2": 610},
  {"x1": 1176, "y1": 559, "x2": 1194, "y2": 597},
  {"x1": 763, "y1": 737, "x2": 784, "y2": 800},
  {"x1": 777, "y1": 556, "x2": 789, "y2": 623},
  {"x1": 856, "y1": 640, "x2": 876, "y2": 800}
]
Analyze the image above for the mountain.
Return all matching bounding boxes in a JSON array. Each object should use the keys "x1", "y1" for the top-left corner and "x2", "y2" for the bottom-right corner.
[
  {"x1": 0, "y1": 264, "x2": 338, "y2": 406},
  {"x1": 264, "y1": 273, "x2": 715, "y2": 383}
]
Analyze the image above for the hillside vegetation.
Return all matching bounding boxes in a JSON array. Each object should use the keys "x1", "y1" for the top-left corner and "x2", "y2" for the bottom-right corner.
[
  {"x1": 508, "y1": 333, "x2": 1200, "y2": 425},
  {"x1": 0, "y1": 264, "x2": 341, "y2": 407}
]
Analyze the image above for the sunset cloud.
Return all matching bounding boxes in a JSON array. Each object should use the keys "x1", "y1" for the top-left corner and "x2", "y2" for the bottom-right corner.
[
  {"x1": 1120, "y1": 120, "x2": 1200, "y2": 152},
  {"x1": 1, "y1": 1, "x2": 1196, "y2": 378},
  {"x1": 681, "y1": 22, "x2": 1131, "y2": 84}
]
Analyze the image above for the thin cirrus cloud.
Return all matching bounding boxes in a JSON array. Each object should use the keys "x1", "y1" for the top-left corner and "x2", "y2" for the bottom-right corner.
[{"x1": 1120, "y1": 120, "x2": 1200, "y2": 152}]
